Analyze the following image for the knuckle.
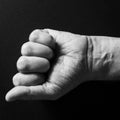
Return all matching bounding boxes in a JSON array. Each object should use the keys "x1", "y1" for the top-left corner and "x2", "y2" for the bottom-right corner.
[
  {"x1": 49, "y1": 37, "x2": 55, "y2": 48},
  {"x1": 17, "y1": 56, "x2": 28, "y2": 71},
  {"x1": 21, "y1": 42, "x2": 32, "y2": 55},
  {"x1": 42, "y1": 34, "x2": 54, "y2": 47}
]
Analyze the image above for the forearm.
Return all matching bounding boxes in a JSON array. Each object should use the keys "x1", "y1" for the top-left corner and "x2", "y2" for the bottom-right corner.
[{"x1": 87, "y1": 35, "x2": 120, "y2": 80}]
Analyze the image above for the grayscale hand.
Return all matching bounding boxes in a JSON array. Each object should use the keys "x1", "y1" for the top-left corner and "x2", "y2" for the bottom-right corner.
[
  {"x1": 6, "y1": 28, "x2": 120, "y2": 101},
  {"x1": 6, "y1": 29, "x2": 89, "y2": 101}
]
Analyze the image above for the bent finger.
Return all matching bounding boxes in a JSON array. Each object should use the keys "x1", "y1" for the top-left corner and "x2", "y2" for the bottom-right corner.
[
  {"x1": 17, "y1": 56, "x2": 50, "y2": 73},
  {"x1": 21, "y1": 42, "x2": 54, "y2": 59},
  {"x1": 13, "y1": 73, "x2": 45, "y2": 86},
  {"x1": 5, "y1": 82, "x2": 60, "y2": 102},
  {"x1": 29, "y1": 29, "x2": 55, "y2": 49}
]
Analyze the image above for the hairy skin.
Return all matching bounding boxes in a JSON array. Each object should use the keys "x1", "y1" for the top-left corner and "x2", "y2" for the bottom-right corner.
[{"x1": 5, "y1": 29, "x2": 120, "y2": 101}]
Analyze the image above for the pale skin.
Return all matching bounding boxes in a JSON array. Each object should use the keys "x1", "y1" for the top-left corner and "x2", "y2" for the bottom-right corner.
[{"x1": 5, "y1": 28, "x2": 120, "y2": 101}]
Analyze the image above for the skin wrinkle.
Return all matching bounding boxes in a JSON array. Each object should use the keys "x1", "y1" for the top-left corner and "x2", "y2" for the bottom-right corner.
[
  {"x1": 86, "y1": 36, "x2": 93, "y2": 72},
  {"x1": 89, "y1": 36, "x2": 114, "y2": 79},
  {"x1": 91, "y1": 36, "x2": 101, "y2": 72}
]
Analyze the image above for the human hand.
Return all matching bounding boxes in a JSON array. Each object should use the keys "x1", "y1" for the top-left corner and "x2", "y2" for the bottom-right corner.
[{"x1": 5, "y1": 29, "x2": 89, "y2": 101}]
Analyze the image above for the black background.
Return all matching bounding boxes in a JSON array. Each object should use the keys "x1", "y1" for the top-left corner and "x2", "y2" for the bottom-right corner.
[{"x1": 0, "y1": 0, "x2": 120, "y2": 119}]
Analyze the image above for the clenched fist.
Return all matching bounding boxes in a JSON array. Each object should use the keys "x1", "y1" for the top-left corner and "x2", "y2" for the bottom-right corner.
[{"x1": 5, "y1": 28, "x2": 120, "y2": 101}]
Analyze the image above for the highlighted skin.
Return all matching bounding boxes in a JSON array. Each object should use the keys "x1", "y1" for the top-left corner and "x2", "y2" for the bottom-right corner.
[
  {"x1": 5, "y1": 29, "x2": 120, "y2": 101},
  {"x1": 88, "y1": 36, "x2": 120, "y2": 79}
]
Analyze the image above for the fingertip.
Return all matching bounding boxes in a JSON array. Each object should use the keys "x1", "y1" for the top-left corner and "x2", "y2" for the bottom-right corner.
[
  {"x1": 12, "y1": 73, "x2": 19, "y2": 86},
  {"x1": 5, "y1": 89, "x2": 15, "y2": 102},
  {"x1": 5, "y1": 86, "x2": 30, "y2": 102},
  {"x1": 16, "y1": 56, "x2": 28, "y2": 72},
  {"x1": 21, "y1": 42, "x2": 32, "y2": 56},
  {"x1": 29, "y1": 29, "x2": 41, "y2": 42},
  {"x1": 29, "y1": 29, "x2": 56, "y2": 49}
]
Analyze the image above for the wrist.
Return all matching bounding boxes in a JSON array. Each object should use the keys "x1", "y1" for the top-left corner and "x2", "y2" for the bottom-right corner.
[{"x1": 87, "y1": 36, "x2": 120, "y2": 80}]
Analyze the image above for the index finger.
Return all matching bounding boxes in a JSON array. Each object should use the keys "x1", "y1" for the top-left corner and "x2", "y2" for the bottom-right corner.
[{"x1": 29, "y1": 29, "x2": 56, "y2": 49}]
